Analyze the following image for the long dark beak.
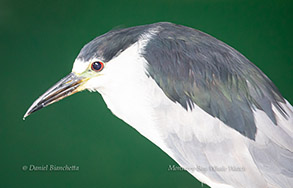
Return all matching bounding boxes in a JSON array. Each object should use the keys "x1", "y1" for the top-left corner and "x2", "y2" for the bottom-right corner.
[{"x1": 23, "y1": 72, "x2": 87, "y2": 119}]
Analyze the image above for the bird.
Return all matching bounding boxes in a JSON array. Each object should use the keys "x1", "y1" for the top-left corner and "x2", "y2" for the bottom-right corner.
[{"x1": 24, "y1": 22, "x2": 293, "y2": 188}]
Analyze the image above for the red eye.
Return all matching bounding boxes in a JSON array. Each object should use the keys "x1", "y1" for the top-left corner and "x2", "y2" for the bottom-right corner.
[{"x1": 91, "y1": 61, "x2": 104, "y2": 72}]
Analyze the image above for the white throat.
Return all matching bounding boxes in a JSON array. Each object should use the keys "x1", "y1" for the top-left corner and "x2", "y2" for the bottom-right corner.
[{"x1": 93, "y1": 36, "x2": 170, "y2": 152}]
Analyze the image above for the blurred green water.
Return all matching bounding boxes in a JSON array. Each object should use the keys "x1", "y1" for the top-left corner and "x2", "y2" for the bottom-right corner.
[{"x1": 0, "y1": 0, "x2": 292, "y2": 187}]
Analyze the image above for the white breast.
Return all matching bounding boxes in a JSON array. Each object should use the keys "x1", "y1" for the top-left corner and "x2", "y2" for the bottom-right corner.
[{"x1": 96, "y1": 40, "x2": 174, "y2": 156}]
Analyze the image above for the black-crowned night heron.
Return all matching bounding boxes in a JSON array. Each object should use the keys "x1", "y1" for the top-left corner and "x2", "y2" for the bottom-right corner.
[{"x1": 24, "y1": 22, "x2": 293, "y2": 188}]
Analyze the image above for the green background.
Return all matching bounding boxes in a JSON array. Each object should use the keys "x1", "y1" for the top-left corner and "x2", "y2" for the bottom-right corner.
[{"x1": 0, "y1": 0, "x2": 292, "y2": 187}]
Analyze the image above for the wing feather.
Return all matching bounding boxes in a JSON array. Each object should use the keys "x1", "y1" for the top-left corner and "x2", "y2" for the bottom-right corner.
[{"x1": 143, "y1": 22, "x2": 287, "y2": 140}]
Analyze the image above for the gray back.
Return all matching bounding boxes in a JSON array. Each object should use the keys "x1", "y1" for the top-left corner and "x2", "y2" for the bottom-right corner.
[{"x1": 143, "y1": 22, "x2": 287, "y2": 140}]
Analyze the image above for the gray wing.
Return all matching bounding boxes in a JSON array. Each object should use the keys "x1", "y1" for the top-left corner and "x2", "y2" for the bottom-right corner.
[
  {"x1": 141, "y1": 22, "x2": 293, "y2": 188},
  {"x1": 143, "y1": 22, "x2": 287, "y2": 140}
]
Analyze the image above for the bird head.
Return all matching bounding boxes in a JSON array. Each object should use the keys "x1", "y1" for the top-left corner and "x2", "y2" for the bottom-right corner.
[{"x1": 23, "y1": 25, "x2": 147, "y2": 119}]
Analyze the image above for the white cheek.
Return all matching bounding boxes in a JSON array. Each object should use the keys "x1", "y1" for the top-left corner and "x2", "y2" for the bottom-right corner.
[
  {"x1": 72, "y1": 59, "x2": 89, "y2": 74},
  {"x1": 84, "y1": 76, "x2": 106, "y2": 92}
]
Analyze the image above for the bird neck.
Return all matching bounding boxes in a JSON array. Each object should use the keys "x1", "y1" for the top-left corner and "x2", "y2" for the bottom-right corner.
[{"x1": 96, "y1": 42, "x2": 169, "y2": 151}]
